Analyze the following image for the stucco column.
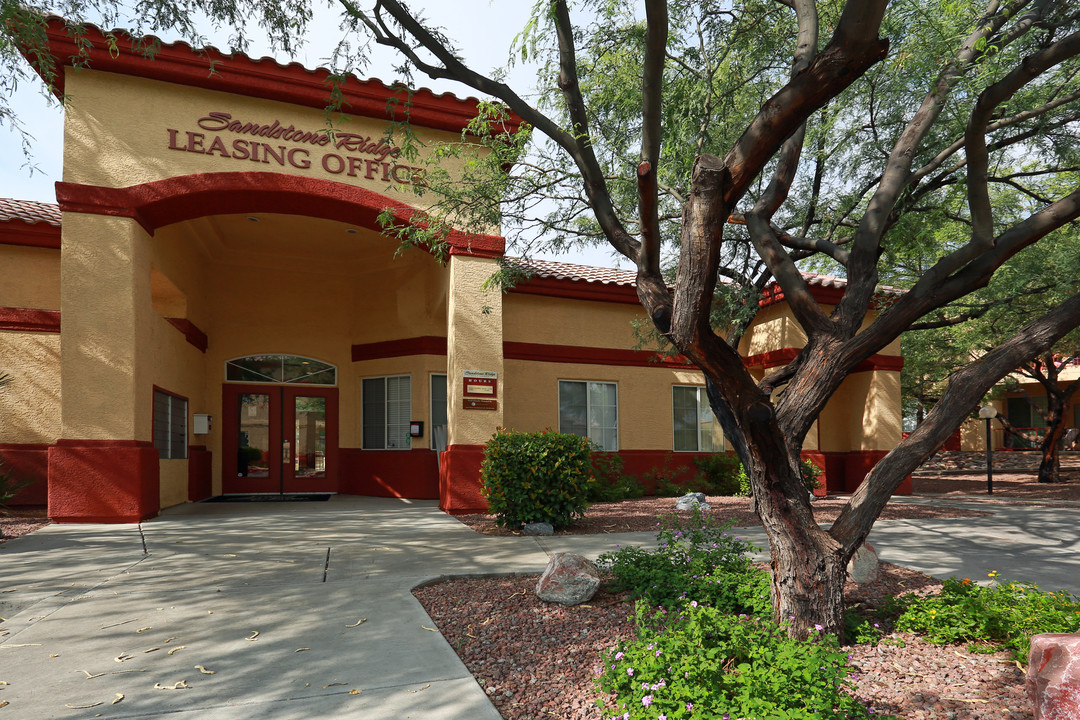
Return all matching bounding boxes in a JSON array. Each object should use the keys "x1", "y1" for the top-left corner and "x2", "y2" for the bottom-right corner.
[
  {"x1": 440, "y1": 254, "x2": 504, "y2": 512},
  {"x1": 48, "y1": 213, "x2": 160, "y2": 522}
]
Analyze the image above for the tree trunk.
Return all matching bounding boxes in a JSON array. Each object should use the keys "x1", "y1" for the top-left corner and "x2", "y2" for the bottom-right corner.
[
  {"x1": 764, "y1": 499, "x2": 848, "y2": 641},
  {"x1": 1038, "y1": 401, "x2": 1065, "y2": 483}
]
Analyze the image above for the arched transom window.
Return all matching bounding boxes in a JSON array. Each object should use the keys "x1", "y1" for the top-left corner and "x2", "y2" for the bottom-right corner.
[{"x1": 226, "y1": 355, "x2": 337, "y2": 385}]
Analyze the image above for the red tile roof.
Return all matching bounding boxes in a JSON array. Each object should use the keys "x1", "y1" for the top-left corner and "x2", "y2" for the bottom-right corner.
[
  {"x1": 508, "y1": 258, "x2": 904, "y2": 297},
  {"x1": 505, "y1": 257, "x2": 638, "y2": 286},
  {"x1": 0, "y1": 197, "x2": 61, "y2": 226}
]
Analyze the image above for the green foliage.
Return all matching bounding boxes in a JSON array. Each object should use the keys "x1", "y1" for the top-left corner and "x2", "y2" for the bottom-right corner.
[
  {"x1": 597, "y1": 506, "x2": 767, "y2": 614},
  {"x1": 586, "y1": 446, "x2": 645, "y2": 502},
  {"x1": 691, "y1": 453, "x2": 742, "y2": 496},
  {"x1": 736, "y1": 459, "x2": 821, "y2": 498},
  {"x1": 597, "y1": 605, "x2": 879, "y2": 720},
  {"x1": 895, "y1": 573, "x2": 1080, "y2": 661},
  {"x1": 0, "y1": 456, "x2": 32, "y2": 507},
  {"x1": 480, "y1": 429, "x2": 592, "y2": 530}
]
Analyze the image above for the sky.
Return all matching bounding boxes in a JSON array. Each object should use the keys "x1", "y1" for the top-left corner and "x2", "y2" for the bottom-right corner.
[{"x1": 0, "y1": 1, "x2": 633, "y2": 269}]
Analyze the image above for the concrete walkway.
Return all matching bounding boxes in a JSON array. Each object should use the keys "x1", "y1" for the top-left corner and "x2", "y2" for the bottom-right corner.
[{"x1": 1, "y1": 495, "x2": 1078, "y2": 719}]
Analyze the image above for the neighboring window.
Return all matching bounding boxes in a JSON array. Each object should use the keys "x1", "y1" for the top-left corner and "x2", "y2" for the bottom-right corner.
[
  {"x1": 153, "y1": 389, "x2": 188, "y2": 460},
  {"x1": 226, "y1": 355, "x2": 337, "y2": 385},
  {"x1": 430, "y1": 374, "x2": 448, "y2": 451},
  {"x1": 673, "y1": 386, "x2": 721, "y2": 452},
  {"x1": 363, "y1": 376, "x2": 411, "y2": 449},
  {"x1": 558, "y1": 380, "x2": 618, "y2": 451}
]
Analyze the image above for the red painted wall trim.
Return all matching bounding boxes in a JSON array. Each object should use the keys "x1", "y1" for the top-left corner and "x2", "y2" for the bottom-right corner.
[
  {"x1": 29, "y1": 17, "x2": 521, "y2": 137},
  {"x1": 503, "y1": 341, "x2": 692, "y2": 369},
  {"x1": 439, "y1": 444, "x2": 487, "y2": 514},
  {"x1": 0, "y1": 221, "x2": 61, "y2": 249},
  {"x1": 165, "y1": 317, "x2": 209, "y2": 353},
  {"x1": 743, "y1": 348, "x2": 904, "y2": 372},
  {"x1": 351, "y1": 336, "x2": 448, "y2": 362},
  {"x1": 0, "y1": 307, "x2": 61, "y2": 333},
  {"x1": 54, "y1": 439, "x2": 154, "y2": 448},
  {"x1": 759, "y1": 284, "x2": 846, "y2": 308},
  {"x1": 509, "y1": 277, "x2": 642, "y2": 305},
  {"x1": 54, "y1": 173, "x2": 505, "y2": 258},
  {"x1": 340, "y1": 447, "x2": 440, "y2": 499}
]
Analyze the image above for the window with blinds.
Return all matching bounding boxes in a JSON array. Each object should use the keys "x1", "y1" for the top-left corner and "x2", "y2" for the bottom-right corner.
[
  {"x1": 153, "y1": 389, "x2": 188, "y2": 460},
  {"x1": 558, "y1": 380, "x2": 618, "y2": 451},
  {"x1": 672, "y1": 386, "x2": 722, "y2": 452},
  {"x1": 362, "y1": 375, "x2": 412, "y2": 450}
]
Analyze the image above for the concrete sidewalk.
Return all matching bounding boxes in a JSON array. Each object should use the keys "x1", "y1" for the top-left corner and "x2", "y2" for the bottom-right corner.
[{"x1": 1, "y1": 496, "x2": 1079, "y2": 719}]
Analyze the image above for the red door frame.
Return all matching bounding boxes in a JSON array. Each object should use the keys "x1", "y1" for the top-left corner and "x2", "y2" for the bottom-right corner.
[{"x1": 222, "y1": 384, "x2": 339, "y2": 494}]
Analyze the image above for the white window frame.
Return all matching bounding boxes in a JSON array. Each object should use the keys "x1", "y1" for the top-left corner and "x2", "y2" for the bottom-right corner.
[
  {"x1": 558, "y1": 380, "x2": 619, "y2": 451},
  {"x1": 672, "y1": 385, "x2": 723, "y2": 452},
  {"x1": 430, "y1": 373, "x2": 448, "y2": 451},
  {"x1": 362, "y1": 375, "x2": 412, "y2": 450},
  {"x1": 153, "y1": 389, "x2": 188, "y2": 460}
]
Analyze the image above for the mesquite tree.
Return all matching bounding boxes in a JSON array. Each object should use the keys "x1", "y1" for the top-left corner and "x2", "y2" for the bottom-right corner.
[{"x1": 5, "y1": 0, "x2": 1080, "y2": 638}]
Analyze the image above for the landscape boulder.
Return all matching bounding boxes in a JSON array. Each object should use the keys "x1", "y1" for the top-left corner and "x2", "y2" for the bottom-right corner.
[
  {"x1": 522, "y1": 522, "x2": 554, "y2": 536},
  {"x1": 846, "y1": 541, "x2": 879, "y2": 585},
  {"x1": 535, "y1": 552, "x2": 600, "y2": 606},
  {"x1": 1028, "y1": 633, "x2": 1080, "y2": 720},
  {"x1": 675, "y1": 492, "x2": 710, "y2": 511}
]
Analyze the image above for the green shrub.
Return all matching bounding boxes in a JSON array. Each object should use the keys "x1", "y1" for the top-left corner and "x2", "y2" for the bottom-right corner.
[
  {"x1": 597, "y1": 604, "x2": 879, "y2": 720},
  {"x1": 691, "y1": 453, "x2": 743, "y2": 495},
  {"x1": 480, "y1": 429, "x2": 592, "y2": 529},
  {"x1": 586, "y1": 447, "x2": 645, "y2": 502},
  {"x1": 736, "y1": 458, "x2": 822, "y2": 497},
  {"x1": 0, "y1": 457, "x2": 32, "y2": 508},
  {"x1": 597, "y1": 505, "x2": 767, "y2": 614},
  {"x1": 895, "y1": 572, "x2": 1080, "y2": 660}
]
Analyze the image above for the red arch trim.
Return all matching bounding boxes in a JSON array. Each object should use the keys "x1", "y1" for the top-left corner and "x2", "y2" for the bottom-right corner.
[{"x1": 54, "y1": 172, "x2": 505, "y2": 258}]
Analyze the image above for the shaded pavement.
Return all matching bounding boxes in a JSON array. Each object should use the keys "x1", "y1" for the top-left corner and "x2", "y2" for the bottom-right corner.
[{"x1": 1, "y1": 494, "x2": 1078, "y2": 718}]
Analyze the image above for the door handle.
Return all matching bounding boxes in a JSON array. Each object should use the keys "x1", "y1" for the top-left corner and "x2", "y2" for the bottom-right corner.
[{"x1": 283, "y1": 441, "x2": 291, "y2": 463}]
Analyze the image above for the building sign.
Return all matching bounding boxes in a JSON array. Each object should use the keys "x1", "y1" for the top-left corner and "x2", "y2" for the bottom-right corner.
[
  {"x1": 166, "y1": 111, "x2": 426, "y2": 185},
  {"x1": 463, "y1": 398, "x2": 498, "y2": 411},
  {"x1": 463, "y1": 370, "x2": 498, "y2": 398}
]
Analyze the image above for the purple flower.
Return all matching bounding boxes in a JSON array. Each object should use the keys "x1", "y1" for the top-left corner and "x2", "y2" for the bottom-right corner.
[
  {"x1": 690, "y1": 600, "x2": 698, "y2": 608},
  {"x1": 659, "y1": 715, "x2": 667, "y2": 720},
  {"x1": 627, "y1": 667, "x2": 634, "y2": 676},
  {"x1": 686, "y1": 702, "x2": 694, "y2": 711},
  {"x1": 642, "y1": 695, "x2": 653, "y2": 707},
  {"x1": 615, "y1": 651, "x2": 624, "y2": 660},
  {"x1": 814, "y1": 624, "x2": 824, "y2": 631},
  {"x1": 655, "y1": 649, "x2": 662, "y2": 657}
]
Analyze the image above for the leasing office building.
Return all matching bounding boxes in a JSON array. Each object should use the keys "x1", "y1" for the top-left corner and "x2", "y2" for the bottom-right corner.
[{"x1": 0, "y1": 18, "x2": 906, "y2": 522}]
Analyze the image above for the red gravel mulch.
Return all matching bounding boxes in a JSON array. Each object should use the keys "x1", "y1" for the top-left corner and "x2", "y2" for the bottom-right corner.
[
  {"x1": 0, "y1": 505, "x2": 49, "y2": 543},
  {"x1": 454, "y1": 493, "x2": 992, "y2": 537}
]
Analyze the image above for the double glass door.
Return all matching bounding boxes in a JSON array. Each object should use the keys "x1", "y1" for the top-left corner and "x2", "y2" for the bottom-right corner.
[{"x1": 222, "y1": 384, "x2": 338, "y2": 494}]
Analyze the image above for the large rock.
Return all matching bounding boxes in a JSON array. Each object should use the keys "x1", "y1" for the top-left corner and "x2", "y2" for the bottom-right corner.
[
  {"x1": 522, "y1": 522, "x2": 554, "y2": 536},
  {"x1": 675, "y1": 492, "x2": 710, "y2": 511},
  {"x1": 847, "y1": 541, "x2": 879, "y2": 585},
  {"x1": 1028, "y1": 633, "x2": 1080, "y2": 720},
  {"x1": 535, "y1": 553, "x2": 600, "y2": 606}
]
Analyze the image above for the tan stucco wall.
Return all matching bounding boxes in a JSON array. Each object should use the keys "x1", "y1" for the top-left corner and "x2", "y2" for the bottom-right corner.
[
  {"x1": 502, "y1": 360, "x2": 710, "y2": 450},
  {"x1": 447, "y1": 255, "x2": 504, "y2": 445},
  {"x1": 0, "y1": 245, "x2": 61, "y2": 310},
  {"x1": 0, "y1": 332, "x2": 61, "y2": 444},
  {"x1": 61, "y1": 69, "x2": 478, "y2": 210},
  {"x1": 503, "y1": 294, "x2": 647, "y2": 348},
  {"x1": 59, "y1": 213, "x2": 156, "y2": 441},
  {"x1": 817, "y1": 370, "x2": 902, "y2": 452}
]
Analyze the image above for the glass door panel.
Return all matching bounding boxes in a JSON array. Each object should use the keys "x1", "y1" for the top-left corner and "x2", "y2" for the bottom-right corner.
[
  {"x1": 282, "y1": 386, "x2": 338, "y2": 493},
  {"x1": 293, "y1": 396, "x2": 327, "y2": 479},
  {"x1": 239, "y1": 393, "x2": 272, "y2": 478}
]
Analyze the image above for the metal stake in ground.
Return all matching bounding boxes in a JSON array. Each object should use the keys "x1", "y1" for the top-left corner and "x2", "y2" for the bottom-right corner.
[{"x1": 978, "y1": 405, "x2": 998, "y2": 495}]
